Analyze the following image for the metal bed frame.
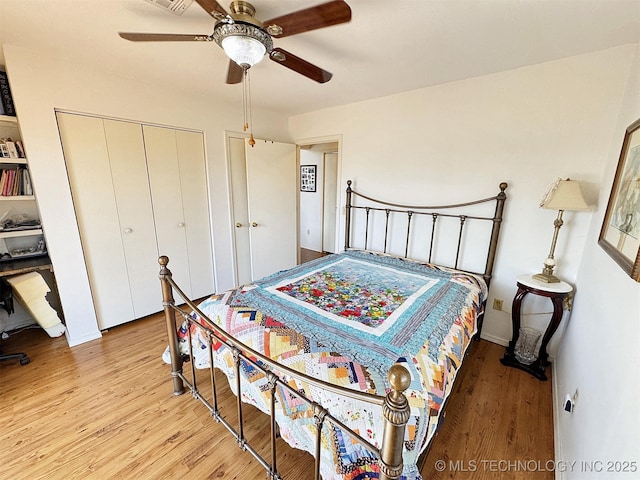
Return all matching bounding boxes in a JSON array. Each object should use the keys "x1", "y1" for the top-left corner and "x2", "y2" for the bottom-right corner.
[{"x1": 159, "y1": 180, "x2": 508, "y2": 480}]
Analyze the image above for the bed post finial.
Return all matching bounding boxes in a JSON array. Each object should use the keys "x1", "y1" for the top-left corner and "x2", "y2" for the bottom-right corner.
[
  {"x1": 158, "y1": 256, "x2": 185, "y2": 396},
  {"x1": 379, "y1": 363, "x2": 411, "y2": 480}
]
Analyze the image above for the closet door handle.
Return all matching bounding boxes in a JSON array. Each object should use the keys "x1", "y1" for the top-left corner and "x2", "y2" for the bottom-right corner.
[
  {"x1": 123, "y1": 227, "x2": 133, "y2": 234},
  {"x1": 236, "y1": 222, "x2": 243, "y2": 228},
  {"x1": 251, "y1": 222, "x2": 258, "y2": 227},
  {"x1": 177, "y1": 222, "x2": 185, "y2": 228}
]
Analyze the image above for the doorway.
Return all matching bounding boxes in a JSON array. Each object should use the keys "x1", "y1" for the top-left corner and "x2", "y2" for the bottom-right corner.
[{"x1": 297, "y1": 140, "x2": 340, "y2": 264}]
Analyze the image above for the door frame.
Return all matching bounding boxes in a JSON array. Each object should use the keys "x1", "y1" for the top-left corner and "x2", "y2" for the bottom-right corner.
[{"x1": 295, "y1": 134, "x2": 343, "y2": 257}]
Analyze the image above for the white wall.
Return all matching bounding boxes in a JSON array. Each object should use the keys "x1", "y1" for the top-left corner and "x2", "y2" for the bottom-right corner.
[
  {"x1": 3, "y1": 44, "x2": 291, "y2": 346},
  {"x1": 299, "y1": 149, "x2": 324, "y2": 251},
  {"x1": 553, "y1": 46, "x2": 640, "y2": 479},
  {"x1": 289, "y1": 45, "x2": 637, "y2": 347}
]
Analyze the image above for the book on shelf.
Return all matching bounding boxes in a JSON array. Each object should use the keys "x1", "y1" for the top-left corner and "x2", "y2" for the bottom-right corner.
[
  {"x1": 0, "y1": 71, "x2": 16, "y2": 117},
  {"x1": 0, "y1": 167, "x2": 30, "y2": 196},
  {"x1": 7, "y1": 170, "x2": 15, "y2": 196},
  {"x1": 23, "y1": 169, "x2": 32, "y2": 195},
  {"x1": 0, "y1": 171, "x2": 5, "y2": 193},
  {"x1": 7, "y1": 170, "x2": 14, "y2": 196},
  {"x1": 15, "y1": 140, "x2": 25, "y2": 158},
  {"x1": 2, "y1": 169, "x2": 14, "y2": 196},
  {"x1": 11, "y1": 169, "x2": 22, "y2": 197}
]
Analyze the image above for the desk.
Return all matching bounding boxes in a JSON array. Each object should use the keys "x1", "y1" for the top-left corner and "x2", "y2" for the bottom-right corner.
[
  {"x1": 0, "y1": 255, "x2": 55, "y2": 318},
  {"x1": 0, "y1": 255, "x2": 65, "y2": 336},
  {"x1": 0, "y1": 255, "x2": 53, "y2": 278},
  {"x1": 500, "y1": 274, "x2": 573, "y2": 381}
]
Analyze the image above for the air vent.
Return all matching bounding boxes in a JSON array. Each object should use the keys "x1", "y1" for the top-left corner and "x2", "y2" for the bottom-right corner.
[{"x1": 144, "y1": 0, "x2": 194, "y2": 15}]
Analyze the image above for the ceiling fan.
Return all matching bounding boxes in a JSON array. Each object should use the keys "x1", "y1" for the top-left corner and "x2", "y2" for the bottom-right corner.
[{"x1": 119, "y1": 0, "x2": 352, "y2": 84}]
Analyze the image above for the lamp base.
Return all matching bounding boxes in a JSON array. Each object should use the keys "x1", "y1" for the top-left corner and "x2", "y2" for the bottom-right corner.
[{"x1": 532, "y1": 272, "x2": 560, "y2": 283}]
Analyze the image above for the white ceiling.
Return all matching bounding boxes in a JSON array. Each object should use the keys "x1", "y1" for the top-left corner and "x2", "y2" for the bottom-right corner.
[{"x1": 1, "y1": 0, "x2": 639, "y2": 117}]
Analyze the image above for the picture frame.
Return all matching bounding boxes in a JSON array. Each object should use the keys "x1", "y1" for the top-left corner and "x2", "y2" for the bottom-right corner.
[
  {"x1": 300, "y1": 164, "x2": 317, "y2": 192},
  {"x1": 598, "y1": 117, "x2": 640, "y2": 282}
]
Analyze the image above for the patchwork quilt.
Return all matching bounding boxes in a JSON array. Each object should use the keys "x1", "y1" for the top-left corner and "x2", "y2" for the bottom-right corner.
[{"x1": 164, "y1": 250, "x2": 486, "y2": 480}]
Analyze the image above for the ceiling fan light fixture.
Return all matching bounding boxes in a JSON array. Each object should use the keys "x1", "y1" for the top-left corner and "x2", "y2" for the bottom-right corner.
[
  {"x1": 221, "y1": 35, "x2": 266, "y2": 67},
  {"x1": 213, "y1": 22, "x2": 273, "y2": 68}
]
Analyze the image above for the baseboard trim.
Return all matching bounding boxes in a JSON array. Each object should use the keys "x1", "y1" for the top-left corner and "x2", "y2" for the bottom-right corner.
[
  {"x1": 552, "y1": 361, "x2": 564, "y2": 480},
  {"x1": 66, "y1": 330, "x2": 102, "y2": 347},
  {"x1": 479, "y1": 332, "x2": 509, "y2": 347}
]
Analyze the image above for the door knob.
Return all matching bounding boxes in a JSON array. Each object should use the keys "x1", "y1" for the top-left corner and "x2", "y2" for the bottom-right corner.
[
  {"x1": 236, "y1": 222, "x2": 243, "y2": 228},
  {"x1": 251, "y1": 222, "x2": 258, "y2": 227},
  {"x1": 177, "y1": 222, "x2": 185, "y2": 228},
  {"x1": 123, "y1": 227, "x2": 133, "y2": 234}
]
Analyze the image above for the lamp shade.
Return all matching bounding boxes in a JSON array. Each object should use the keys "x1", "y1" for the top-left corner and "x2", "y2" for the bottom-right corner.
[{"x1": 540, "y1": 179, "x2": 589, "y2": 211}]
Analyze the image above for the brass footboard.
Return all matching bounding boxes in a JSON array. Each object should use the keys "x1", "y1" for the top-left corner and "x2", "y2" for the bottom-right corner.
[{"x1": 159, "y1": 256, "x2": 411, "y2": 480}]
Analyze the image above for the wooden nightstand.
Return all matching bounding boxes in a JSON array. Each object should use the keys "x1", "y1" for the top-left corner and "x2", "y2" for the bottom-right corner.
[{"x1": 500, "y1": 275, "x2": 573, "y2": 380}]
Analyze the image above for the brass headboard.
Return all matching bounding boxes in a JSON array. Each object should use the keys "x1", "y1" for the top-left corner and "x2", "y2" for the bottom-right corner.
[{"x1": 344, "y1": 180, "x2": 508, "y2": 287}]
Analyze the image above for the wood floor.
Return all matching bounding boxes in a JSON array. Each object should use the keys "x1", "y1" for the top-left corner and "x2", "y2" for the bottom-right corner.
[
  {"x1": 0, "y1": 314, "x2": 553, "y2": 479},
  {"x1": 300, "y1": 247, "x2": 329, "y2": 264},
  {"x1": 421, "y1": 339, "x2": 554, "y2": 479}
]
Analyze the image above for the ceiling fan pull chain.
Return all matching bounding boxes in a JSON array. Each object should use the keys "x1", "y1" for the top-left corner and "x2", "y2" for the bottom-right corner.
[
  {"x1": 247, "y1": 69, "x2": 255, "y2": 147},
  {"x1": 241, "y1": 67, "x2": 256, "y2": 147}
]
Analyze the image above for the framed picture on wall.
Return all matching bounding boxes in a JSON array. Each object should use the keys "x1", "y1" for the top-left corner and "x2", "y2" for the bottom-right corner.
[
  {"x1": 598, "y1": 117, "x2": 640, "y2": 282},
  {"x1": 300, "y1": 165, "x2": 317, "y2": 192}
]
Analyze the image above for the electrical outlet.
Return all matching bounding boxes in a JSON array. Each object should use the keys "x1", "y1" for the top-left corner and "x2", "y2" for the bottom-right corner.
[{"x1": 492, "y1": 298, "x2": 503, "y2": 311}]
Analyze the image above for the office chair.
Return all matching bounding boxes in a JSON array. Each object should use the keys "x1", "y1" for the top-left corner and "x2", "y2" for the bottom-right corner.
[{"x1": 0, "y1": 280, "x2": 30, "y2": 366}]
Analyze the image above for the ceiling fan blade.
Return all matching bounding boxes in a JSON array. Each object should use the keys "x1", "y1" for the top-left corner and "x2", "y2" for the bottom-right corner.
[
  {"x1": 269, "y1": 48, "x2": 332, "y2": 83},
  {"x1": 263, "y1": 0, "x2": 351, "y2": 38},
  {"x1": 226, "y1": 60, "x2": 244, "y2": 84},
  {"x1": 194, "y1": 0, "x2": 228, "y2": 20},
  {"x1": 119, "y1": 32, "x2": 213, "y2": 42}
]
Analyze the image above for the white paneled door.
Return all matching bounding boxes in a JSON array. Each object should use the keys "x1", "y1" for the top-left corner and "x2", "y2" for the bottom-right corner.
[{"x1": 228, "y1": 134, "x2": 297, "y2": 284}]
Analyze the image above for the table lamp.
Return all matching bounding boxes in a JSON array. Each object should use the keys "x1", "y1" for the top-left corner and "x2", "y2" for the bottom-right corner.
[{"x1": 533, "y1": 178, "x2": 589, "y2": 283}]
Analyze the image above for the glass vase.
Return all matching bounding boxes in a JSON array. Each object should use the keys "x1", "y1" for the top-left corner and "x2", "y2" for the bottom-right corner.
[{"x1": 514, "y1": 327, "x2": 542, "y2": 365}]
